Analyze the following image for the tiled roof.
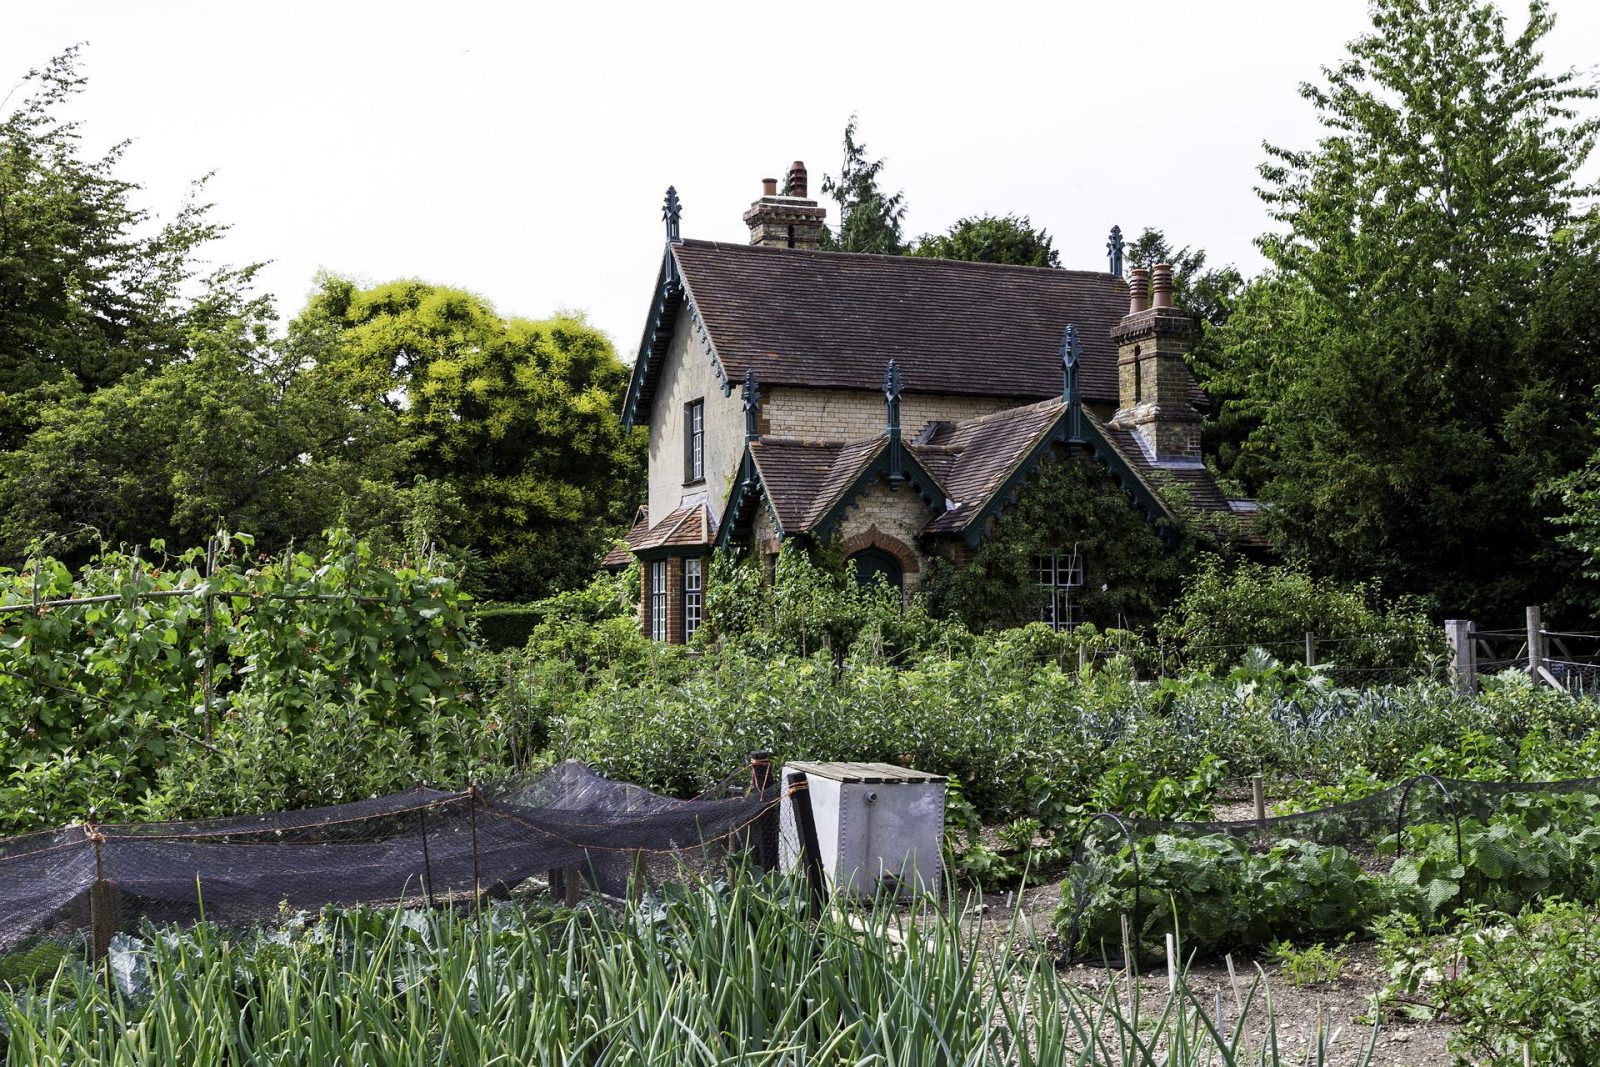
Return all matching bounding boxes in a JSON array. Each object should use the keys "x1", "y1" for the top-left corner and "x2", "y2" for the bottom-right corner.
[
  {"x1": 749, "y1": 437, "x2": 884, "y2": 533},
  {"x1": 610, "y1": 502, "x2": 714, "y2": 558},
  {"x1": 669, "y1": 240, "x2": 1135, "y2": 404},
  {"x1": 600, "y1": 506, "x2": 650, "y2": 568},
  {"x1": 916, "y1": 399, "x2": 1066, "y2": 534},
  {"x1": 1088, "y1": 416, "x2": 1268, "y2": 547}
]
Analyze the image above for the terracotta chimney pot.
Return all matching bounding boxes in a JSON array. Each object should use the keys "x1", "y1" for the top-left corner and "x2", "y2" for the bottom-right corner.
[
  {"x1": 1128, "y1": 268, "x2": 1150, "y2": 315},
  {"x1": 761, "y1": 177, "x2": 777, "y2": 196},
  {"x1": 1151, "y1": 263, "x2": 1174, "y2": 308},
  {"x1": 788, "y1": 161, "x2": 808, "y2": 198}
]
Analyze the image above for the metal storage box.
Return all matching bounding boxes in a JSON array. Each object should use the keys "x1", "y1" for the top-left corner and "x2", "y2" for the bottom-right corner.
[{"x1": 779, "y1": 762, "x2": 946, "y2": 899}]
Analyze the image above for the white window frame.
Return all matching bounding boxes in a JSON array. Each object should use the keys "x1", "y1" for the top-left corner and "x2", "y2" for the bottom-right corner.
[
  {"x1": 1035, "y1": 552, "x2": 1084, "y2": 632},
  {"x1": 648, "y1": 560, "x2": 669, "y2": 642},
  {"x1": 683, "y1": 558, "x2": 703, "y2": 641},
  {"x1": 685, "y1": 399, "x2": 705, "y2": 482}
]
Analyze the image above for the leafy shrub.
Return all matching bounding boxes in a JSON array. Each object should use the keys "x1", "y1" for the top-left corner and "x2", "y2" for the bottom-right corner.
[
  {"x1": 1268, "y1": 939, "x2": 1348, "y2": 987},
  {"x1": 1379, "y1": 901, "x2": 1600, "y2": 1066},
  {"x1": 0, "y1": 529, "x2": 475, "y2": 830},
  {"x1": 1159, "y1": 560, "x2": 1442, "y2": 675},
  {"x1": 470, "y1": 604, "x2": 544, "y2": 650},
  {"x1": 1061, "y1": 833, "x2": 1392, "y2": 957}
]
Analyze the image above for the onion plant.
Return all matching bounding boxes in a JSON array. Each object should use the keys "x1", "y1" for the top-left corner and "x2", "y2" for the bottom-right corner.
[{"x1": 0, "y1": 878, "x2": 1375, "y2": 1065}]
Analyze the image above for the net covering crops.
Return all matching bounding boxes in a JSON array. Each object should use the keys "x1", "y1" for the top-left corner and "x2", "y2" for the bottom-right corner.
[
  {"x1": 1061, "y1": 774, "x2": 1600, "y2": 959},
  {"x1": 0, "y1": 761, "x2": 775, "y2": 952}
]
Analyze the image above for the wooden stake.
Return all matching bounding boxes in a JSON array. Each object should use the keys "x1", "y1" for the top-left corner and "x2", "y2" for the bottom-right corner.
[
  {"x1": 1225, "y1": 952, "x2": 1243, "y2": 1013},
  {"x1": 1252, "y1": 775, "x2": 1266, "y2": 823},
  {"x1": 1120, "y1": 913, "x2": 1134, "y2": 989}
]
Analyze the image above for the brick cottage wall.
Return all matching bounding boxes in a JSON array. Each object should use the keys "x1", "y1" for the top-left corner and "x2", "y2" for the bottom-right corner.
[{"x1": 762, "y1": 388, "x2": 1025, "y2": 443}]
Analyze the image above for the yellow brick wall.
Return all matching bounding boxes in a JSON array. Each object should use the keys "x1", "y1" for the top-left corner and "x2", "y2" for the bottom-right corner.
[{"x1": 763, "y1": 388, "x2": 1026, "y2": 442}]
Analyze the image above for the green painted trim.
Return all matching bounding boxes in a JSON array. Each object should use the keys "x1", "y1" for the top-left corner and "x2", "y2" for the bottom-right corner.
[
  {"x1": 957, "y1": 408, "x2": 1177, "y2": 548},
  {"x1": 813, "y1": 441, "x2": 947, "y2": 540},
  {"x1": 714, "y1": 448, "x2": 787, "y2": 549}
]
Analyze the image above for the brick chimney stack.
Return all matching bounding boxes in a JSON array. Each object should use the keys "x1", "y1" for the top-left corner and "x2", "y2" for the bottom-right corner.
[
  {"x1": 744, "y1": 161, "x2": 827, "y2": 250},
  {"x1": 1110, "y1": 263, "x2": 1201, "y2": 463}
]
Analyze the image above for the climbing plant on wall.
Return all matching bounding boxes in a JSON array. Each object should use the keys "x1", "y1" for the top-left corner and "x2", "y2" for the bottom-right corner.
[{"x1": 917, "y1": 453, "x2": 1221, "y2": 631}]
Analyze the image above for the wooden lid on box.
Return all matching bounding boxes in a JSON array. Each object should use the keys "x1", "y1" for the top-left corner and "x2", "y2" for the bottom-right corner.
[{"x1": 784, "y1": 762, "x2": 945, "y2": 784}]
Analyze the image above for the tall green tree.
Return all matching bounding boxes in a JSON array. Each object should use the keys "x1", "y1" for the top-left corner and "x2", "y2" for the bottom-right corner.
[
  {"x1": 301, "y1": 278, "x2": 644, "y2": 599},
  {"x1": 0, "y1": 292, "x2": 420, "y2": 562},
  {"x1": 912, "y1": 214, "x2": 1059, "y2": 267},
  {"x1": 820, "y1": 115, "x2": 908, "y2": 254},
  {"x1": 0, "y1": 48, "x2": 244, "y2": 449},
  {"x1": 1209, "y1": 0, "x2": 1600, "y2": 617}
]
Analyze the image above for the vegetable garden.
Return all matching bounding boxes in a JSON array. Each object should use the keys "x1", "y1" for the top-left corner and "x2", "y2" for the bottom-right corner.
[{"x1": 5, "y1": 536, "x2": 1600, "y2": 1063}]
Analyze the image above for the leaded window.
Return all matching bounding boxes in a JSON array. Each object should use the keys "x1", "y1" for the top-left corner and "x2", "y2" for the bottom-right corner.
[{"x1": 1036, "y1": 552, "x2": 1084, "y2": 631}]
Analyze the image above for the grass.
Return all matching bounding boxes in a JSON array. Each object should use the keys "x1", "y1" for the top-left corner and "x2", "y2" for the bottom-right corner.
[{"x1": 0, "y1": 876, "x2": 1378, "y2": 1066}]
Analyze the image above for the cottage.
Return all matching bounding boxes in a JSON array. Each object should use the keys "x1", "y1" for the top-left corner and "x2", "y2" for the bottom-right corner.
[{"x1": 606, "y1": 162, "x2": 1255, "y2": 643}]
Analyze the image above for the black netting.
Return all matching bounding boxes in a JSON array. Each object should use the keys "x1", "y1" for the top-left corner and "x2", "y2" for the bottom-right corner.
[
  {"x1": 1058, "y1": 774, "x2": 1600, "y2": 965},
  {"x1": 0, "y1": 761, "x2": 781, "y2": 955}
]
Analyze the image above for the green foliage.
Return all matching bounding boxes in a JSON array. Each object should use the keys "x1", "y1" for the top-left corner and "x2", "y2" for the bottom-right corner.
[
  {"x1": 1159, "y1": 560, "x2": 1442, "y2": 674},
  {"x1": 0, "y1": 305, "x2": 418, "y2": 564},
  {"x1": 1210, "y1": 0, "x2": 1600, "y2": 618},
  {"x1": 1268, "y1": 939, "x2": 1348, "y2": 988},
  {"x1": 0, "y1": 886, "x2": 1371, "y2": 1066},
  {"x1": 1379, "y1": 901, "x2": 1600, "y2": 1064},
  {"x1": 300, "y1": 278, "x2": 644, "y2": 600},
  {"x1": 912, "y1": 214, "x2": 1059, "y2": 267},
  {"x1": 1064, "y1": 789, "x2": 1600, "y2": 961},
  {"x1": 471, "y1": 604, "x2": 544, "y2": 650},
  {"x1": 1063, "y1": 833, "x2": 1393, "y2": 957},
  {"x1": 918, "y1": 455, "x2": 1193, "y2": 631},
  {"x1": 0, "y1": 529, "x2": 477, "y2": 829},
  {"x1": 819, "y1": 115, "x2": 907, "y2": 254},
  {"x1": 0, "y1": 49, "x2": 250, "y2": 451},
  {"x1": 703, "y1": 544, "x2": 962, "y2": 662}
]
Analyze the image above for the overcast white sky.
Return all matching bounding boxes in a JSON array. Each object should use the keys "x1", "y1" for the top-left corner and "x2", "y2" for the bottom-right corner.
[{"x1": 8, "y1": 1, "x2": 1599, "y2": 359}]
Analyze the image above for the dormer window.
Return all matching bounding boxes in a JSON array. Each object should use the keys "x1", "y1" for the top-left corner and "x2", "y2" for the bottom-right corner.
[{"x1": 684, "y1": 399, "x2": 705, "y2": 483}]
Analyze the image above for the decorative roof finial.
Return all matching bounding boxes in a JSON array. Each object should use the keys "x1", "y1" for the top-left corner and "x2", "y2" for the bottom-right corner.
[
  {"x1": 1106, "y1": 225, "x2": 1124, "y2": 277},
  {"x1": 663, "y1": 186, "x2": 682, "y2": 243},
  {"x1": 884, "y1": 359, "x2": 904, "y2": 486},
  {"x1": 1061, "y1": 324, "x2": 1084, "y2": 443},
  {"x1": 742, "y1": 369, "x2": 761, "y2": 441}
]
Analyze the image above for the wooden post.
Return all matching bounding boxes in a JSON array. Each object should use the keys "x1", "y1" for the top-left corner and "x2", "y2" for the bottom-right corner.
[
  {"x1": 468, "y1": 786, "x2": 482, "y2": 905},
  {"x1": 1445, "y1": 620, "x2": 1477, "y2": 694},
  {"x1": 1077, "y1": 641, "x2": 1089, "y2": 677},
  {"x1": 1304, "y1": 632, "x2": 1316, "y2": 668},
  {"x1": 418, "y1": 800, "x2": 437, "y2": 908},
  {"x1": 89, "y1": 830, "x2": 115, "y2": 967},
  {"x1": 1251, "y1": 775, "x2": 1266, "y2": 823},
  {"x1": 749, "y1": 751, "x2": 779, "y2": 874},
  {"x1": 1526, "y1": 606, "x2": 1545, "y2": 680},
  {"x1": 785, "y1": 771, "x2": 828, "y2": 919},
  {"x1": 202, "y1": 537, "x2": 217, "y2": 741}
]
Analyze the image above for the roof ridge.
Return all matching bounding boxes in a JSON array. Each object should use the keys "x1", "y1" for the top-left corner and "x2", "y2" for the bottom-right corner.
[
  {"x1": 946, "y1": 396, "x2": 1064, "y2": 431},
  {"x1": 674, "y1": 238, "x2": 1128, "y2": 283}
]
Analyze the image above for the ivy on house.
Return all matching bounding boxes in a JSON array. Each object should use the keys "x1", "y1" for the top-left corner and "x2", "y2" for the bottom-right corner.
[{"x1": 918, "y1": 453, "x2": 1223, "y2": 631}]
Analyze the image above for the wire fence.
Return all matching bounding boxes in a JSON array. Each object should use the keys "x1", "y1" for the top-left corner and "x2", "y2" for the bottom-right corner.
[{"x1": 1059, "y1": 772, "x2": 1600, "y2": 964}]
